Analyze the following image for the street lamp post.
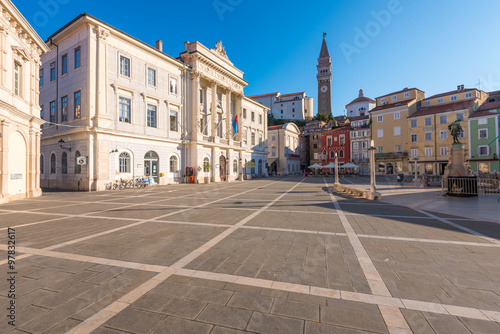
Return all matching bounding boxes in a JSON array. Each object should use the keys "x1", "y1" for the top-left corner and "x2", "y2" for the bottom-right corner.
[
  {"x1": 368, "y1": 139, "x2": 381, "y2": 200},
  {"x1": 334, "y1": 151, "x2": 339, "y2": 184},
  {"x1": 413, "y1": 157, "x2": 418, "y2": 183}
]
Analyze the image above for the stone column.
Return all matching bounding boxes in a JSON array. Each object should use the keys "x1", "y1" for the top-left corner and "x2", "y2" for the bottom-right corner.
[
  {"x1": 211, "y1": 81, "x2": 217, "y2": 139},
  {"x1": 0, "y1": 24, "x2": 6, "y2": 87},
  {"x1": 235, "y1": 95, "x2": 243, "y2": 142},
  {"x1": 226, "y1": 89, "x2": 232, "y2": 141},
  {"x1": 0, "y1": 120, "x2": 10, "y2": 199},
  {"x1": 211, "y1": 146, "x2": 216, "y2": 182},
  {"x1": 94, "y1": 26, "x2": 110, "y2": 128}
]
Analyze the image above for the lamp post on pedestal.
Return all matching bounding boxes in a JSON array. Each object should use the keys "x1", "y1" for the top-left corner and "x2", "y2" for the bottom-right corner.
[
  {"x1": 334, "y1": 151, "x2": 339, "y2": 185},
  {"x1": 368, "y1": 139, "x2": 381, "y2": 200},
  {"x1": 413, "y1": 157, "x2": 418, "y2": 183}
]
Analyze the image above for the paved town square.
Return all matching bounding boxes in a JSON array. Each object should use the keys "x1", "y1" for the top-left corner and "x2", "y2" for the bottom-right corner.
[{"x1": 1, "y1": 177, "x2": 499, "y2": 333}]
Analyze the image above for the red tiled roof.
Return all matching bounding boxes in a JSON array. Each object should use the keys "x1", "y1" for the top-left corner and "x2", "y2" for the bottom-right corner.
[
  {"x1": 267, "y1": 125, "x2": 285, "y2": 130},
  {"x1": 408, "y1": 100, "x2": 474, "y2": 119},
  {"x1": 370, "y1": 99, "x2": 415, "y2": 112},
  {"x1": 248, "y1": 92, "x2": 279, "y2": 99},
  {"x1": 375, "y1": 87, "x2": 423, "y2": 99},
  {"x1": 346, "y1": 96, "x2": 375, "y2": 106},
  {"x1": 425, "y1": 88, "x2": 475, "y2": 100},
  {"x1": 487, "y1": 90, "x2": 500, "y2": 96},
  {"x1": 281, "y1": 92, "x2": 305, "y2": 97},
  {"x1": 477, "y1": 100, "x2": 500, "y2": 111},
  {"x1": 469, "y1": 111, "x2": 500, "y2": 119}
]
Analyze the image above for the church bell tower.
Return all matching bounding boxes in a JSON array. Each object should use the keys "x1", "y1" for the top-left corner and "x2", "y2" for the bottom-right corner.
[{"x1": 317, "y1": 33, "x2": 332, "y2": 116}]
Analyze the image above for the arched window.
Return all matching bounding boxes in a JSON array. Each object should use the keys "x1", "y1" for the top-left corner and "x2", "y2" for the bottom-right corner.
[
  {"x1": 339, "y1": 150, "x2": 344, "y2": 158},
  {"x1": 233, "y1": 159, "x2": 238, "y2": 173},
  {"x1": 75, "y1": 151, "x2": 81, "y2": 174},
  {"x1": 258, "y1": 159, "x2": 263, "y2": 174},
  {"x1": 50, "y1": 153, "x2": 56, "y2": 174},
  {"x1": 62, "y1": 152, "x2": 68, "y2": 174},
  {"x1": 119, "y1": 152, "x2": 131, "y2": 173},
  {"x1": 169, "y1": 155, "x2": 178, "y2": 173},
  {"x1": 203, "y1": 157, "x2": 210, "y2": 172},
  {"x1": 40, "y1": 155, "x2": 44, "y2": 174},
  {"x1": 330, "y1": 151, "x2": 335, "y2": 159}
]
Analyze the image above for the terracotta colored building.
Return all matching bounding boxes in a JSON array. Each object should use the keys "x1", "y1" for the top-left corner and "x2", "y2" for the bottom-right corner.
[{"x1": 321, "y1": 126, "x2": 351, "y2": 169}]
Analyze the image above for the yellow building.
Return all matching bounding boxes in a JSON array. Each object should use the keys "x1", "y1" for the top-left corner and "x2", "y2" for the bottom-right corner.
[
  {"x1": 407, "y1": 88, "x2": 487, "y2": 175},
  {"x1": 370, "y1": 87, "x2": 425, "y2": 174}
]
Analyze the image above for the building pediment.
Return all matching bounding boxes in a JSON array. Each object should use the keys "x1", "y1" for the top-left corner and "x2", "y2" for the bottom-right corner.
[{"x1": 11, "y1": 45, "x2": 29, "y2": 62}]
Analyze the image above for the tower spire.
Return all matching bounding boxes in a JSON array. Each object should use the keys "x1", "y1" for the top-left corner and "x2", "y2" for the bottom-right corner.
[{"x1": 319, "y1": 33, "x2": 330, "y2": 58}]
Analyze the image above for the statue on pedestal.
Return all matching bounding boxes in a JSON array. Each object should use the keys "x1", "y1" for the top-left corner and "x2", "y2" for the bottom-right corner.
[{"x1": 448, "y1": 119, "x2": 463, "y2": 145}]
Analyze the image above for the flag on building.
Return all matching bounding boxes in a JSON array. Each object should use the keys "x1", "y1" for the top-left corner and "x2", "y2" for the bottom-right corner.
[{"x1": 232, "y1": 115, "x2": 238, "y2": 134}]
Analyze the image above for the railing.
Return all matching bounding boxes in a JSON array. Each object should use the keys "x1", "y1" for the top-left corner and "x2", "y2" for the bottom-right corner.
[
  {"x1": 219, "y1": 139, "x2": 229, "y2": 145},
  {"x1": 442, "y1": 176, "x2": 499, "y2": 196}
]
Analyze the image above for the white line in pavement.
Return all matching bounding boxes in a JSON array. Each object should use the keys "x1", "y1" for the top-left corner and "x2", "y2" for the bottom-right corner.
[
  {"x1": 3, "y1": 243, "x2": 498, "y2": 324},
  {"x1": 414, "y1": 209, "x2": 500, "y2": 245},
  {"x1": 66, "y1": 178, "x2": 305, "y2": 334},
  {"x1": 324, "y1": 178, "x2": 411, "y2": 333}
]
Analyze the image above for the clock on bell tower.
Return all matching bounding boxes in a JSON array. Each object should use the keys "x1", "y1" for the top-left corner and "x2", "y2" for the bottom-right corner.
[{"x1": 317, "y1": 33, "x2": 332, "y2": 116}]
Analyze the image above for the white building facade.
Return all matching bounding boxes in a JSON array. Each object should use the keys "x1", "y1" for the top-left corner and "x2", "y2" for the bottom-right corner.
[
  {"x1": 0, "y1": 0, "x2": 49, "y2": 203},
  {"x1": 250, "y1": 92, "x2": 314, "y2": 121},
  {"x1": 267, "y1": 123, "x2": 301, "y2": 175},
  {"x1": 346, "y1": 89, "x2": 375, "y2": 117},
  {"x1": 39, "y1": 14, "x2": 268, "y2": 190},
  {"x1": 349, "y1": 116, "x2": 370, "y2": 175}
]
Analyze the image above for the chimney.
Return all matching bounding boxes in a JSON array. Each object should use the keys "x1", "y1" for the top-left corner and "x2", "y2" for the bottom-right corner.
[{"x1": 156, "y1": 40, "x2": 163, "y2": 52}]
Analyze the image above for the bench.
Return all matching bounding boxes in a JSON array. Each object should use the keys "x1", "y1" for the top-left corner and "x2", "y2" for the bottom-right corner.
[{"x1": 331, "y1": 184, "x2": 381, "y2": 200}]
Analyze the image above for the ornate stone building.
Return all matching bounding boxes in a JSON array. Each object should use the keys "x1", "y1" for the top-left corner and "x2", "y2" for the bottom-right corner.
[
  {"x1": 317, "y1": 33, "x2": 332, "y2": 116},
  {"x1": 0, "y1": 0, "x2": 49, "y2": 203},
  {"x1": 39, "y1": 14, "x2": 268, "y2": 190}
]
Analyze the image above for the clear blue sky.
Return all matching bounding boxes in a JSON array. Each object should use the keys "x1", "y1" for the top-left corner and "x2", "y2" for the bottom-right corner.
[{"x1": 14, "y1": 0, "x2": 500, "y2": 116}]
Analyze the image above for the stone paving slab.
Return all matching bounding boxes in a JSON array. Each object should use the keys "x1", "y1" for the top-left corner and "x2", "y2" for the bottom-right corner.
[
  {"x1": 85, "y1": 205, "x2": 183, "y2": 220},
  {"x1": 30, "y1": 203, "x2": 123, "y2": 215},
  {"x1": 245, "y1": 211, "x2": 344, "y2": 233},
  {"x1": 0, "y1": 212, "x2": 62, "y2": 229},
  {"x1": 56, "y1": 222, "x2": 227, "y2": 266},
  {"x1": 163, "y1": 208, "x2": 258, "y2": 225}
]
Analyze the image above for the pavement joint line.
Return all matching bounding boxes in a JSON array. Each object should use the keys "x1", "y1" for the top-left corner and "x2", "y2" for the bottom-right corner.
[
  {"x1": 414, "y1": 208, "x2": 500, "y2": 245},
  {"x1": 65, "y1": 178, "x2": 303, "y2": 334},
  {"x1": 356, "y1": 234, "x2": 500, "y2": 247},
  {"x1": 324, "y1": 178, "x2": 411, "y2": 332},
  {"x1": 3, "y1": 243, "x2": 498, "y2": 324},
  {"x1": 0, "y1": 215, "x2": 72, "y2": 231}
]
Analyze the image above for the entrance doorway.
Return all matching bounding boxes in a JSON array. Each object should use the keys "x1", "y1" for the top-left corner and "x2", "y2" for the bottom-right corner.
[
  {"x1": 220, "y1": 155, "x2": 226, "y2": 181},
  {"x1": 144, "y1": 151, "x2": 159, "y2": 184}
]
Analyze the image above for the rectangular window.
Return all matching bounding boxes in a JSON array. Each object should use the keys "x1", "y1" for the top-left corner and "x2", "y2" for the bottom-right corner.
[
  {"x1": 40, "y1": 105, "x2": 43, "y2": 118},
  {"x1": 451, "y1": 95, "x2": 457, "y2": 101},
  {"x1": 395, "y1": 144, "x2": 402, "y2": 153},
  {"x1": 61, "y1": 96, "x2": 68, "y2": 122},
  {"x1": 380, "y1": 98, "x2": 386, "y2": 104},
  {"x1": 411, "y1": 133, "x2": 418, "y2": 142},
  {"x1": 119, "y1": 97, "x2": 131, "y2": 123},
  {"x1": 199, "y1": 88, "x2": 204, "y2": 103},
  {"x1": 425, "y1": 132, "x2": 432, "y2": 141},
  {"x1": 440, "y1": 147, "x2": 448, "y2": 156},
  {"x1": 74, "y1": 47, "x2": 81, "y2": 69},
  {"x1": 378, "y1": 146, "x2": 384, "y2": 153},
  {"x1": 120, "y1": 56, "x2": 130, "y2": 77},
  {"x1": 424, "y1": 117, "x2": 432, "y2": 126},
  {"x1": 50, "y1": 100, "x2": 56, "y2": 123},
  {"x1": 424, "y1": 100, "x2": 431, "y2": 106},
  {"x1": 243, "y1": 108, "x2": 247, "y2": 119},
  {"x1": 327, "y1": 137, "x2": 332, "y2": 146},
  {"x1": 404, "y1": 92, "x2": 410, "y2": 98},
  {"x1": 478, "y1": 146, "x2": 489, "y2": 156},
  {"x1": 478, "y1": 118, "x2": 487, "y2": 125},
  {"x1": 39, "y1": 68, "x2": 43, "y2": 87},
  {"x1": 170, "y1": 111, "x2": 178, "y2": 132},
  {"x1": 479, "y1": 128, "x2": 488, "y2": 139},
  {"x1": 411, "y1": 148, "x2": 418, "y2": 158},
  {"x1": 170, "y1": 77, "x2": 177, "y2": 94},
  {"x1": 394, "y1": 111, "x2": 400, "y2": 120},
  {"x1": 439, "y1": 115, "x2": 447, "y2": 124},
  {"x1": 437, "y1": 98, "x2": 443, "y2": 104},
  {"x1": 50, "y1": 62, "x2": 55, "y2": 81},
  {"x1": 377, "y1": 129, "x2": 384, "y2": 138},
  {"x1": 425, "y1": 147, "x2": 432, "y2": 157},
  {"x1": 251, "y1": 111, "x2": 255, "y2": 122},
  {"x1": 147, "y1": 67, "x2": 156, "y2": 86},
  {"x1": 61, "y1": 54, "x2": 67, "y2": 75},
  {"x1": 456, "y1": 113, "x2": 464, "y2": 121},
  {"x1": 147, "y1": 104, "x2": 157, "y2": 128},
  {"x1": 259, "y1": 114, "x2": 262, "y2": 124},
  {"x1": 440, "y1": 130, "x2": 447, "y2": 140},
  {"x1": 353, "y1": 142, "x2": 358, "y2": 150},
  {"x1": 259, "y1": 134, "x2": 263, "y2": 146},
  {"x1": 377, "y1": 115, "x2": 383, "y2": 122},
  {"x1": 251, "y1": 133, "x2": 255, "y2": 145},
  {"x1": 465, "y1": 92, "x2": 473, "y2": 98},
  {"x1": 14, "y1": 62, "x2": 21, "y2": 96},
  {"x1": 394, "y1": 126, "x2": 401, "y2": 136},
  {"x1": 410, "y1": 119, "x2": 417, "y2": 128},
  {"x1": 74, "y1": 91, "x2": 81, "y2": 119},
  {"x1": 392, "y1": 95, "x2": 397, "y2": 101}
]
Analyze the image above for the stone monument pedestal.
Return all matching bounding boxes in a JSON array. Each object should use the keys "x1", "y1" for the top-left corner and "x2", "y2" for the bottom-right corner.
[{"x1": 443, "y1": 144, "x2": 470, "y2": 178}]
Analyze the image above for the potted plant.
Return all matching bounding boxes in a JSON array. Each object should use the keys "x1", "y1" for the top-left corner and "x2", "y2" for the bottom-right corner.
[{"x1": 202, "y1": 162, "x2": 212, "y2": 184}]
